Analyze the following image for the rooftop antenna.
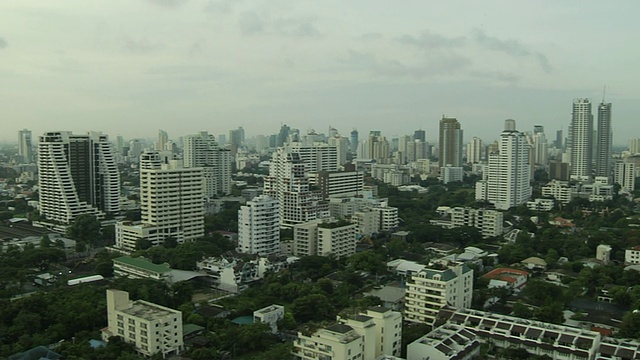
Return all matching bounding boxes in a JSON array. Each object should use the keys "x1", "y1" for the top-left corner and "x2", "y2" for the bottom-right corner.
[{"x1": 602, "y1": 85, "x2": 606, "y2": 103}]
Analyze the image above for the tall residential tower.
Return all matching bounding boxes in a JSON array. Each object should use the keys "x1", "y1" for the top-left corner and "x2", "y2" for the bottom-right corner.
[
  {"x1": 438, "y1": 117, "x2": 463, "y2": 168},
  {"x1": 570, "y1": 99, "x2": 593, "y2": 181},
  {"x1": 595, "y1": 102, "x2": 612, "y2": 178}
]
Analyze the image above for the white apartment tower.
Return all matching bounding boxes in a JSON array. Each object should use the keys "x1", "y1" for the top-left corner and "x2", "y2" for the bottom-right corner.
[
  {"x1": 405, "y1": 263, "x2": 473, "y2": 325},
  {"x1": 18, "y1": 129, "x2": 33, "y2": 164},
  {"x1": 238, "y1": 195, "x2": 280, "y2": 256},
  {"x1": 570, "y1": 98, "x2": 594, "y2": 181},
  {"x1": 615, "y1": 162, "x2": 636, "y2": 192},
  {"x1": 38, "y1": 131, "x2": 120, "y2": 224},
  {"x1": 102, "y1": 289, "x2": 183, "y2": 358},
  {"x1": 183, "y1": 131, "x2": 232, "y2": 197},
  {"x1": 595, "y1": 102, "x2": 613, "y2": 178},
  {"x1": 116, "y1": 151, "x2": 204, "y2": 251},
  {"x1": 328, "y1": 136, "x2": 349, "y2": 167},
  {"x1": 293, "y1": 220, "x2": 357, "y2": 258},
  {"x1": 264, "y1": 148, "x2": 327, "y2": 227},
  {"x1": 286, "y1": 142, "x2": 339, "y2": 172},
  {"x1": 475, "y1": 129, "x2": 531, "y2": 210}
]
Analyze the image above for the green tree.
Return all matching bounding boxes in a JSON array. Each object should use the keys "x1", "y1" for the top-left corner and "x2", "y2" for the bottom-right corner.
[{"x1": 66, "y1": 214, "x2": 101, "y2": 248}]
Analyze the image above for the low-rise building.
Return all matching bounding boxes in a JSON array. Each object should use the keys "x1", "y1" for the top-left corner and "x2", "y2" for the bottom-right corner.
[
  {"x1": 526, "y1": 198, "x2": 555, "y2": 212},
  {"x1": 430, "y1": 207, "x2": 503, "y2": 238},
  {"x1": 625, "y1": 246, "x2": 640, "y2": 265},
  {"x1": 481, "y1": 267, "x2": 529, "y2": 290},
  {"x1": 407, "y1": 323, "x2": 479, "y2": 360},
  {"x1": 293, "y1": 220, "x2": 357, "y2": 258},
  {"x1": 541, "y1": 180, "x2": 572, "y2": 204},
  {"x1": 253, "y1": 304, "x2": 285, "y2": 334},
  {"x1": 101, "y1": 289, "x2": 183, "y2": 358}
]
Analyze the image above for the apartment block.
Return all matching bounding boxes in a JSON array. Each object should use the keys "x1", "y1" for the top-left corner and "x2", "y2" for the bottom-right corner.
[
  {"x1": 430, "y1": 207, "x2": 503, "y2": 238},
  {"x1": 102, "y1": 289, "x2": 183, "y2": 358},
  {"x1": 405, "y1": 263, "x2": 473, "y2": 325},
  {"x1": 308, "y1": 170, "x2": 364, "y2": 199},
  {"x1": 293, "y1": 220, "x2": 357, "y2": 258},
  {"x1": 254, "y1": 304, "x2": 285, "y2": 334},
  {"x1": 541, "y1": 180, "x2": 573, "y2": 204},
  {"x1": 407, "y1": 323, "x2": 479, "y2": 360},
  {"x1": 614, "y1": 162, "x2": 636, "y2": 192},
  {"x1": 238, "y1": 195, "x2": 280, "y2": 256},
  {"x1": 293, "y1": 307, "x2": 402, "y2": 360}
]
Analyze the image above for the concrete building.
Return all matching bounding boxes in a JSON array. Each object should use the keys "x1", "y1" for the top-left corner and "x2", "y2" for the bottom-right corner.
[
  {"x1": 183, "y1": 131, "x2": 232, "y2": 197},
  {"x1": 371, "y1": 164, "x2": 411, "y2": 186},
  {"x1": 293, "y1": 220, "x2": 356, "y2": 258},
  {"x1": 264, "y1": 148, "x2": 327, "y2": 227},
  {"x1": 526, "y1": 198, "x2": 555, "y2": 212},
  {"x1": 308, "y1": 171, "x2": 364, "y2": 200},
  {"x1": 115, "y1": 151, "x2": 204, "y2": 251},
  {"x1": 596, "y1": 244, "x2": 612, "y2": 265},
  {"x1": 407, "y1": 323, "x2": 479, "y2": 360},
  {"x1": 38, "y1": 131, "x2": 120, "y2": 224},
  {"x1": 254, "y1": 304, "x2": 285, "y2": 334},
  {"x1": 439, "y1": 117, "x2": 463, "y2": 168},
  {"x1": 614, "y1": 162, "x2": 635, "y2": 192},
  {"x1": 441, "y1": 165, "x2": 464, "y2": 184},
  {"x1": 466, "y1": 136, "x2": 483, "y2": 164},
  {"x1": 328, "y1": 136, "x2": 349, "y2": 167},
  {"x1": 286, "y1": 142, "x2": 339, "y2": 172},
  {"x1": 541, "y1": 180, "x2": 573, "y2": 204},
  {"x1": 431, "y1": 207, "x2": 503, "y2": 238},
  {"x1": 238, "y1": 195, "x2": 280, "y2": 256},
  {"x1": 405, "y1": 263, "x2": 473, "y2": 325},
  {"x1": 475, "y1": 128, "x2": 531, "y2": 210},
  {"x1": 293, "y1": 307, "x2": 402, "y2": 360},
  {"x1": 625, "y1": 246, "x2": 640, "y2": 265},
  {"x1": 595, "y1": 102, "x2": 612, "y2": 178},
  {"x1": 570, "y1": 98, "x2": 594, "y2": 181},
  {"x1": 102, "y1": 289, "x2": 183, "y2": 358}
]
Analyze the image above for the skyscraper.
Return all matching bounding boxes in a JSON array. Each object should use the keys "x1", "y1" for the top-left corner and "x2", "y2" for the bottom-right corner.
[
  {"x1": 476, "y1": 126, "x2": 531, "y2": 210},
  {"x1": 18, "y1": 129, "x2": 33, "y2": 164},
  {"x1": 38, "y1": 131, "x2": 120, "y2": 224},
  {"x1": 439, "y1": 117, "x2": 463, "y2": 168},
  {"x1": 504, "y1": 119, "x2": 516, "y2": 131},
  {"x1": 183, "y1": 131, "x2": 232, "y2": 198},
  {"x1": 595, "y1": 102, "x2": 612, "y2": 178},
  {"x1": 155, "y1": 129, "x2": 168, "y2": 151},
  {"x1": 238, "y1": 195, "x2": 280, "y2": 255},
  {"x1": 350, "y1": 129, "x2": 359, "y2": 153},
  {"x1": 414, "y1": 129, "x2": 426, "y2": 142},
  {"x1": 570, "y1": 99, "x2": 593, "y2": 181},
  {"x1": 467, "y1": 137, "x2": 483, "y2": 164}
]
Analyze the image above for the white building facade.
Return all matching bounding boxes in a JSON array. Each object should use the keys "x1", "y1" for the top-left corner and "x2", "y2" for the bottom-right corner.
[{"x1": 238, "y1": 195, "x2": 280, "y2": 256}]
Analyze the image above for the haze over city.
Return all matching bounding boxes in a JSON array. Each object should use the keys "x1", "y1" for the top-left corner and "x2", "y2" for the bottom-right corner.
[{"x1": 1, "y1": 0, "x2": 639, "y2": 144}]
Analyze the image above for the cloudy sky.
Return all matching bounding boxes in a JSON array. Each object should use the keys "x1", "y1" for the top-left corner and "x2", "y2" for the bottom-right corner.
[{"x1": 1, "y1": 0, "x2": 639, "y2": 145}]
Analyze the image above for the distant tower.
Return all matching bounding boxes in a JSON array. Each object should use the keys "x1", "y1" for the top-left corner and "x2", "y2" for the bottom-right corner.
[
  {"x1": 413, "y1": 129, "x2": 426, "y2": 142},
  {"x1": 18, "y1": 129, "x2": 33, "y2": 164},
  {"x1": 570, "y1": 98, "x2": 593, "y2": 181},
  {"x1": 555, "y1": 130, "x2": 563, "y2": 149},
  {"x1": 439, "y1": 117, "x2": 463, "y2": 168},
  {"x1": 350, "y1": 129, "x2": 359, "y2": 153},
  {"x1": 183, "y1": 131, "x2": 232, "y2": 197},
  {"x1": 504, "y1": 119, "x2": 516, "y2": 131},
  {"x1": 595, "y1": 102, "x2": 612, "y2": 178},
  {"x1": 467, "y1": 137, "x2": 483, "y2": 164},
  {"x1": 155, "y1": 129, "x2": 168, "y2": 151}
]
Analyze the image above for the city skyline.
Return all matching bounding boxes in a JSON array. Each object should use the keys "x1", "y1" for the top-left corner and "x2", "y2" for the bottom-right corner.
[{"x1": 1, "y1": 1, "x2": 639, "y2": 144}]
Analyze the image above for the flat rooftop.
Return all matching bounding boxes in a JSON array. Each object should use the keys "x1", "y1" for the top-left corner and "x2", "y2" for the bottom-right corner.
[{"x1": 121, "y1": 300, "x2": 178, "y2": 321}]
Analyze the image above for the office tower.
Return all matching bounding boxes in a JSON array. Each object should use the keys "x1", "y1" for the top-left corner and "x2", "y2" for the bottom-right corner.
[
  {"x1": 115, "y1": 135, "x2": 124, "y2": 154},
  {"x1": 255, "y1": 134, "x2": 268, "y2": 152},
  {"x1": 218, "y1": 134, "x2": 226, "y2": 146},
  {"x1": 277, "y1": 124, "x2": 290, "y2": 147},
  {"x1": 439, "y1": 117, "x2": 463, "y2": 168},
  {"x1": 350, "y1": 129, "x2": 359, "y2": 153},
  {"x1": 328, "y1": 136, "x2": 348, "y2": 166},
  {"x1": 595, "y1": 102, "x2": 612, "y2": 178},
  {"x1": 128, "y1": 139, "x2": 143, "y2": 160},
  {"x1": 183, "y1": 131, "x2": 232, "y2": 197},
  {"x1": 414, "y1": 129, "x2": 426, "y2": 142},
  {"x1": 614, "y1": 162, "x2": 635, "y2": 192},
  {"x1": 629, "y1": 138, "x2": 640, "y2": 154},
  {"x1": 328, "y1": 126, "x2": 338, "y2": 138},
  {"x1": 555, "y1": 130, "x2": 563, "y2": 149},
  {"x1": 18, "y1": 129, "x2": 33, "y2": 164},
  {"x1": 467, "y1": 137, "x2": 483, "y2": 164},
  {"x1": 264, "y1": 148, "x2": 326, "y2": 227},
  {"x1": 155, "y1": 129, "x2": 168, "y2": 151},
  {"x1": 406, "y1": 139, "x2": 428, "y2": 162},
  {"x1": 504, "y1": 119, "x2": 516, "y2": 131},
  {"x1": 570, "y1": 99, "x2": 593, "y2": 181},
  {"x1": 116, "y1": 151, "x2": 204, "y2": 251},
  {"x1": 238, "y1": 195, "x2": 280, "y2": 256},
  {"x1": 228, "y1": 126, "x2": 245, "y2": 155},
  {"x1": 476, "y1": 127, "x2": 531, "y2": 210},
  {"x1": 38, "y1": 131, "x2": 120, "y2": 224}
]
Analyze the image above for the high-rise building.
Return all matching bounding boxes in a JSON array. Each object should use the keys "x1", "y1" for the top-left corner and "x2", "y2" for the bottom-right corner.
[
  {"x1": 264, "y1": 148, "x2": 327, "y2": 227},
  {"x1": 18, "y1": 129, "x2": 33, "y2": 164},
  {"x1": 438, "y1": 117, "x2": 463, "y2": 168},
  {"x1": 115, "y1": 151, "x2": 204, "y2": 251},
  {"x1": 595, "y1": 102, "x2": 613, "y2": 178},
  {"x1": 414, "y1": 129, "x2": 426, "y2": 142},
  {"x1": 533, "y1": 130, "x2": 548, "y2": 166},
  {"x1": 555, "y1": 129, "x2": 563, "y2": 149},
  {"x1": 155, "y1": 129, "x2": 168, "y2": 151},
  {"x1": 38, "y1": 131, "x2": 120, "y2": 224},
  {"x1": 286, "y1": 142, "x2": 339, "y2": 172},
  {"x1": 183, "y1": 131, "x2": 232, "y2": 197},
  {"x1": 327, "y1": 136, "x2": 348, "y2": 166},
  {"x1": 476, "y1": 127, "x2": 531, "y2": 210},
  {"x1": 629, "y1": 138, "x2": 640, "y2": 155},
  {"x1": 350, "y1": 129, "x2": 359, "y2": 153},
  {"x1": 277, "y1": 124, "x2": 290, "y2": 147},
  {"x1": 570, "y1": 99, "x2": 594, "y2": 181},
  {"x1": 238, "y1": 195, "x2": 280, "y2": 256},
  {"x1": 115, "y1": 135, "x2": 124, "y2": 154},
  {"x1": 614, "y1": 162, "x2": 635, "y2": 193},
  {"x1": 228, "y1": 126, "x2": 245, "y2": 156},
  {"x1": 293, "y1": 219, "x2": 357, "y2": 258},
  {"x1": 466, "y1": 137, "x2": 483, "y2": 164}
]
